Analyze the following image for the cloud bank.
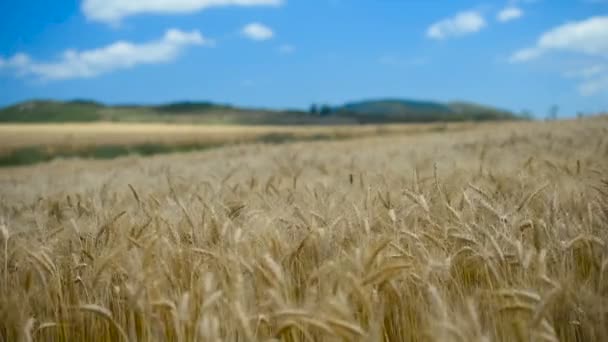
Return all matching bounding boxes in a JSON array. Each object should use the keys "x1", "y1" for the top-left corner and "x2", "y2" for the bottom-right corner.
[
  {"x1": 510, "y1": 16, "x2": 608, "y2": 62},
  {"x1": 511, "y1": 16, "x2": 608, "y2": 96},
  {"x1": 0, "y1": 29, "x2": 209, "y2": 81},
  {"x1": 82, "y1": 0, "x2": 283, "y2": 24}
]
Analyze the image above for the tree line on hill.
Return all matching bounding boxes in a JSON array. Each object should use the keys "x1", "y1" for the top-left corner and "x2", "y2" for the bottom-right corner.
[{"x1": 0, "y1": 98, "x2": 537, "y2": 124}]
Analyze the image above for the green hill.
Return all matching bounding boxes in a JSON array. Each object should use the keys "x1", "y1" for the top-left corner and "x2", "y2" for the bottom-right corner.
[
  {"x1": 0, "y1": 98, "x2": 520, "y2": 124},
  {"x1": 0, "y1": 100, "x2": 103, "y2": 122},
  {"x1": 334, "y1": 99, "x2": 517, "y2": 123},
  {"x1": 154, "y1": 101, "x2": 233, "y2": 113},
  {"x1": 447, "y1": 101, "x2": 516, "y2": 121},
  {"x1": 340, "y1": 99, "x2": 452, "y2": 115}
]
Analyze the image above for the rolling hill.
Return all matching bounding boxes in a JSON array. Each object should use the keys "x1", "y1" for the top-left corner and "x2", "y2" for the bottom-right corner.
[
  {"x1": 334, "y1": 99, "x2": 517, "y2": 123},
  {"x1": 0, "y1": 98, "x2": 520, "y2": 125}
]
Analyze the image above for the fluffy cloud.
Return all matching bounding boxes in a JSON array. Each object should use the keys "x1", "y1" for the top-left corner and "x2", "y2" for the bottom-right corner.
[
  {"x1": 0, "y1": 54, "x2": 36, "y2": 76},
  {"x1": 242, "y1": 22, "x2": 274, "y2": 41},
  {"x1": 510, "y1": 16, "x2": 608, "y2": 96},
  {"x1": 497, "y1": 7, "x2": 523, "y2": 23},
  {"x1": 83, "y1": 0, "x2": 283, "y2": 24},
  {"x1": 510, "y1": 16, "x2": 608, "y2": 62},
  {"x1": 427, "y1": 11, "x2": 486, "y2": 40},
  {"x1": 565, "y1": 65, "x2": 607, "y2": 79},
  {"x1": 579, "y1": 75, "x2": 608, "y2": 96},
  {"x1": 0, "y1": 29, "x2": 209, "y2": 81},
  {"x1": 510, "y1": 47, "x2": 543, "y2": 62},
  {"x1": 565, "y1": 64, "x2": 608, "y2": 96}
]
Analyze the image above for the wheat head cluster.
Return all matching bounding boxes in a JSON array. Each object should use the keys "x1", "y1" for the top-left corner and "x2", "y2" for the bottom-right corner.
[{"x1": 0, "y1": 117, "x2": 607, "y2": 341}]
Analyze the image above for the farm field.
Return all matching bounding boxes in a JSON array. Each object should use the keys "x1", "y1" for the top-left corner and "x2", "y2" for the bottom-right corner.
[
  {"x1": 0, "y1": 122, "x2": 469, "y2": 152},
  {"x1": 1, "y1": 116, "x2": 608, "y2": 341},
  {"x1": 0, "y1": 122, "x2": 469, "y2": 167}
]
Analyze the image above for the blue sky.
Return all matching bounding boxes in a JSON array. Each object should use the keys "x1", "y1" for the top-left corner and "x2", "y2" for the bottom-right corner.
[{"x1": 0, "y1": 0, "x2": 607, "y2": 117}]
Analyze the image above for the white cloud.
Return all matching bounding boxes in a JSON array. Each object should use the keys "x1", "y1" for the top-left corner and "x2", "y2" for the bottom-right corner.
[
  {"x1": 509, "y1": 47, "x2": 544, "y2": 62},
  {"x1": 0, "y1": 53, "x2": 33, "y2": 76},
  {"x1": 497, "y1": 7, "x2": 523, "y2": 23},
  {"x1": 0, "y1": 29, "x2": 209, "y2": 81},
  {"x1": 278, "y1": 44, "x2": 295, "y2": 54},
  {"x1": 564, "y1": 64, "x2": 608, "y2": 96},
  {"x1": 427, "y1": 11, "x2": 486, "y2": 40},
  {"x1": 242, "y1": 22, "x2": 274, "y2": 41},
  {"x1": 579, "y1": 75, "x2": 608, "y2": 96},
  {"x1": 510, "y1": 16, "x2": 608, "y2": 62},
  {"x1": 509, "y1": 16, "x2": 608, "y2": 96},
  {"x1": 83, "y1": 0, "x2": 283, "y2": 24},
  {"x1": 565, "y1": 64, "x2": 607, "y2": 79}
]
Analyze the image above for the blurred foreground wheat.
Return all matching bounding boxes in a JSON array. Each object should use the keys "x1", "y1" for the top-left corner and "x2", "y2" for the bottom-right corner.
[{"x1": 1, "y1": 117, "x2": 607, "y2": 341}]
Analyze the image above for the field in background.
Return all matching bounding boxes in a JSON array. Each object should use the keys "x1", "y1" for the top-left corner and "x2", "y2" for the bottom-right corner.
[
  {"x1": 0, "y1": 121, "x2": 469, "y2": 167},
  {"x1": 1, "y1": 116, "x2": 607, "y2": 341}
]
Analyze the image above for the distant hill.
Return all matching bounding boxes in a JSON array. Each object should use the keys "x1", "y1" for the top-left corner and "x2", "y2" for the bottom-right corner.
[
  {"x1": 0, "y1": 100, "x2": 103, "y2": 122},
  {"x1": 0, "y1": 98, "x2": 520, "y2": 125},
  {"x1": 334, "y1": 99, "x2": 517, "y2": 123},
  {"x1": 340, "y1": 99, "x2": 452, "y2": 115},
  {"x1": 153, "y1": 101, "x2": 233, "y2": 113},
  {"x1": 447, "y1": 101, "x2": 517, "y2": 121}
]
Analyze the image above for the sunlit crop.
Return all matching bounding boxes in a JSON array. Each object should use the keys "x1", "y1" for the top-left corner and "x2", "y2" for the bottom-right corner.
[{"x1": 1, "y1": 117, "x2": 607, "y2": 341}]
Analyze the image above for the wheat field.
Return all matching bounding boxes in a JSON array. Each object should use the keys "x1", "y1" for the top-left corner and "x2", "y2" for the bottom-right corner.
[
  {"x1": 0, "y1": 117, "x2": 607, "y2": 341},
  {"x1": 0, "y1": 122, "x2": 463, "y2": 153}
]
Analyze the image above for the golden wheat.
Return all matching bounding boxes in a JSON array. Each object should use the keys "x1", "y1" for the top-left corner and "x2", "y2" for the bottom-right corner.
[{"x1": 0, "y1": 116, "x2": 607, "y2": 341}]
